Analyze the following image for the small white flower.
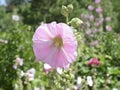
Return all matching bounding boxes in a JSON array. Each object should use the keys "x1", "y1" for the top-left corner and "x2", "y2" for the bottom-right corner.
[
  {"x1": 12, "y1": 15, "x2": 20, "y2": 21},
  {"x1": 57, "y1": 67, "x2": 62, "y2": 74},
  {"x1": 73, "y1": 85, "x2": 78, "y2": 90},
  {"x1": 34, "y1": 87, "x2": 40, "y2": 90},
  {"x1": 13, "y1": 64, "x2": 17, "y2": 69},
  {"x1": 44, "y1": 63, "x2": 52, "y2": 74},
  {"x1": 66, "y1": 88, "x2": 70, "y2": 90},
  {"x1": 26, "y1": 68, "x2": 36, "y2": 81},
  {"x1": 20, "y1": 70, "x2": 24, "y2": 78},
  {"x1": 77, "y1": 76, "x2": 82, "y2": 85},
  {"x1": 14, "y1": 84, "x2": 18, "y2": 90},
  {"x1": 113, "y1": 88, "x2": 118, "y2": 90},
  {"x1": 16, "y1": 57, "x2": 23, "y2": 66},
  {"x1": 87, "y1": 76, "x2": 93, "y2": 87}
]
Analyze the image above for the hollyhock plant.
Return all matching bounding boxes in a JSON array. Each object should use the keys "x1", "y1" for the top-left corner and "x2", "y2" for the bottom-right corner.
[
  {"x1": 33, "y1": 22, "x2": 77, "y2": 68},
  {"x1": 88, "y1": 58, "x2": 100, "y2": 66}
]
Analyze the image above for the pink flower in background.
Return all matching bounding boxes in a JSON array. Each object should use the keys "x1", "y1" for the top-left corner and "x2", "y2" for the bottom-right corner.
[
  {"x1": 33, "y1": 22, "x2": 77, "y2": 68},
  {"x1": 95, "y1": 0, "x2": 101, "y2": 4},
  {"x1": 96, "y1": 7, "x2": 103, "y2": 13},
  {"x1": 88, "y1": 15, "x2": 94, "y2": 21},
  {"x1": 106, "y1": 25, "x2": 112, "y2": 31},
  {"x1": 105, "y1": 17, "x2": 111, "y2": 22},
  {"x1": 92, "y1": 40, "x2": 99, "y2": 46},
  {"x1": 88, "y1": 5, "x2": 94, "y2": 11},
  {"x1": 80, "y1": 14, "x2": 88, "y2": 19},
  {"x1": 88, "y1": 58, "x2": 100, "y2": 66}
]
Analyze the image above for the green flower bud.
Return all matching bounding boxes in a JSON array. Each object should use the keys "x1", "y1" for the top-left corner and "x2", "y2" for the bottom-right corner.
[
  {"x1": 61, "y1": 5, "x2": 69, "y2": 17},
  {"x1": 70, "y1": 18, "x2": 83, "y2": 28},
  {"x1": 67, "y1": 4, "x2": 73, "y2": 13}
]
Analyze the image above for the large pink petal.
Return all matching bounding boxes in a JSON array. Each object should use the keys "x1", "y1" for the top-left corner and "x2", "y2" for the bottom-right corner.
[
  {"x1": 44, "y1": 47, "x2": 71, "y2": 68},
  {"x1": 33, "y1": 24, "x2": 54, "y2": 41},
  {"x1": 47, "y1": 22, "x2": 63, "y2": 37},
  {"x1": 33, "y1": 40, "x2": 53, "y2": 61}
]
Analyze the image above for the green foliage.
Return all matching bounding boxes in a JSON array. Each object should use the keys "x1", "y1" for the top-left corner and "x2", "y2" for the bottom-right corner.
[{"x1": 0, "y1": 0, "x2": 120, "y2": 90}]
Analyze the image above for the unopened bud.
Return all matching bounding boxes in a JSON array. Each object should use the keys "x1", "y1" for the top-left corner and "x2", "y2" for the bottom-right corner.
[
  {"x1": 67, "y1": 4, "x2": 73, "y2": 13},
  {"x1": 70, "y1": 18, "x2": 83, "y2": 28},
  {"x1": 61, "y1": 5, "x2": 69, "y2": 17}
]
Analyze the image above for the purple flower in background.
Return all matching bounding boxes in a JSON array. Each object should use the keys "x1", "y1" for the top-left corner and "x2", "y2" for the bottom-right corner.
[
  {"x1": 106, "y1": 25, "x2": 112, "y2": 31},
  {"x1": 95, "y1": 0, "x2": 101, "y2": 4},
  {"x1": 96, "y1": 7, "x2": 103, "y2": 13},
  {"x1": 105, "y1": 17, "x2": 111, "y2": 22},
  {"x1": 88, "y1": 5, "x2": 94, "y2": 11},
  {"x1": 88, "y1": 15, "x2": 94, "y2": 21}
]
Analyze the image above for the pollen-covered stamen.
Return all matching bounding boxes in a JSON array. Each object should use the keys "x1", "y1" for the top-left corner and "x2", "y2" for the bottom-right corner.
[{"x1": 52, "y1": 36, "x2": 63, "y2": 48}]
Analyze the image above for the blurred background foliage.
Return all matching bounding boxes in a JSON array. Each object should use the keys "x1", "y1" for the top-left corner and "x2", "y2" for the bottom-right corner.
[{"x1": 0, "y1": 0, "x2": 120, "y2": 90}]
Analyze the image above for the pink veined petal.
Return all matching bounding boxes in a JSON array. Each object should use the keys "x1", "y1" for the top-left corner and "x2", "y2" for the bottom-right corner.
[
  {"x1": 42, "y1": 47, "x2": 69, "y2": 68},
  {"x1": 47, "y1": 22, "x2": 63, "y2": 37},
  {"x1": 33, "y1": 24, "x2": 54, "y2": 41},
  {"x1": 33, "y1": 40, "x2": 53, "y2": 61}
]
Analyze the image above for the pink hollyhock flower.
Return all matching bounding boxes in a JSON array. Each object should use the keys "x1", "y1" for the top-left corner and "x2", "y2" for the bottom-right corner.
[
  {"x1": 88, "y1": 5, "x2": 94, "y2": 11},
  {"x1": 105, "y1": 17, "x2": 111, "y2": 22},
  {"x1": 33, "y1": 22, "x2": 77, "y2": 68},
  {"x1": 106, "y1": 25, "x2": 112, "y2": 31},
  {"x1": 88, "y1": 15, "x2": 94, "y2": 21},
  {"x1": 88, "y1": 58, "x2": 100, "y2": 66},
  {"x1": 96, "y1": 7, "x2": 103, "y2": 13},
  {"x1": 95, "y1": 0, "x2": 101, "y2": 4}
]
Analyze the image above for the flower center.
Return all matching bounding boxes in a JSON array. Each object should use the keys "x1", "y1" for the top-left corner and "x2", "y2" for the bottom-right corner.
[{"x1": 52, "y1": 36, "x2": 63, "y2": 48}]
